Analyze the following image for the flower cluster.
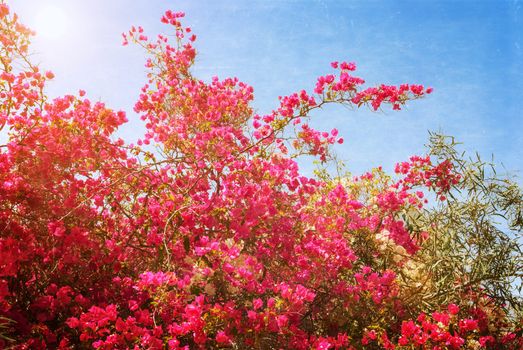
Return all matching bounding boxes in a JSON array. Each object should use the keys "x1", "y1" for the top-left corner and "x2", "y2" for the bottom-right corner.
[
  {"x1": 0, "y1": 2, "x2": 521, "y2": 349},
  {"x1": 363, "y1": 303, "x2": 521, "y2": 349}
]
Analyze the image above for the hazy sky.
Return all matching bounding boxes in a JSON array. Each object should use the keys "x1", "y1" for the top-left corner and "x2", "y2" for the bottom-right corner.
[{"x1": 9, "y1": 0, "x2": 523, "y2": 179}]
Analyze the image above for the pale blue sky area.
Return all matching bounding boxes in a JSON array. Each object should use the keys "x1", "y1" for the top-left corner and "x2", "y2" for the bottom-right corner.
[{"x1": 10, "y1": 0, "x2": 523, "y2": 179}]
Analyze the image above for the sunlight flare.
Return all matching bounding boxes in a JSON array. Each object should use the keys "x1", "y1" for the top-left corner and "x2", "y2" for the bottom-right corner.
[{"x1": 34, "y1": 5, "x2": 68, "y2": 39}]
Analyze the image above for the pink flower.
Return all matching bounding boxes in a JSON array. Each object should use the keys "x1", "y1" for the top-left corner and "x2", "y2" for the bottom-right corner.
[
  {"x1": 432, "y1": 312, "x2": 450, "y2": 326},
  {"x1": 0, "y1": 4, "x2": 10, "y2": 18},
  {"x1": 459, "y1": 318, "x2": 478, "y2": 332},
  {"x1": 479, "y1": 336, "x2": 495, "y2": 347},
  {"x1": 215, "y1": 331, "x2": 230, "y2": 344},
  {"x1": 446, "y1": 335, "x2": 465, "y2": 349},
  {"x1": 316, "y1": 339, "x2": 332, "y2": 350},
  {"x1": 65, "y1": 317, "x2": 80, "y2": 328},
  {"x1": 447, "y1": 304, "x2": 460, "y2": 315},
  {"x1": 253, "y1": 298, "x2": 263, "y2": 310},
  {"x1": 276, "y1": 315, "x2": 289, "y2": 329}
]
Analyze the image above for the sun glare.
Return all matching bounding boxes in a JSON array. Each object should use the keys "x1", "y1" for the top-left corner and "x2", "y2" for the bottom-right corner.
[{"x1": 34, "y1": 5, "x2": 68, "y2": 40}]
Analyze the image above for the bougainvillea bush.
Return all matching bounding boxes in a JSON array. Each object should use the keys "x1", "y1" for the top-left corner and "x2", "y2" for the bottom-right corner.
[{"x1": 1, "y1": 2, "x2": 522, "y2": 349}]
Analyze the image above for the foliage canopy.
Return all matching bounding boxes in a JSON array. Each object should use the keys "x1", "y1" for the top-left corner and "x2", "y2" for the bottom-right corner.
[{"x1": 0, "y1": 2, "x2": 522, "y2": 349}]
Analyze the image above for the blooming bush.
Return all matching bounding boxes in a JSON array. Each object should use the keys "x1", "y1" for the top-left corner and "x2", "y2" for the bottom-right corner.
[{"x1": 1, "y1": 2, "x2": 522, "y2": 348}]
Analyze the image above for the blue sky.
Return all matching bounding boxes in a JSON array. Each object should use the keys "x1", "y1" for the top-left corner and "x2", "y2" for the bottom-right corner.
[{"x1": 9, "y1": 0, "x2": 523, "y2": 179}]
